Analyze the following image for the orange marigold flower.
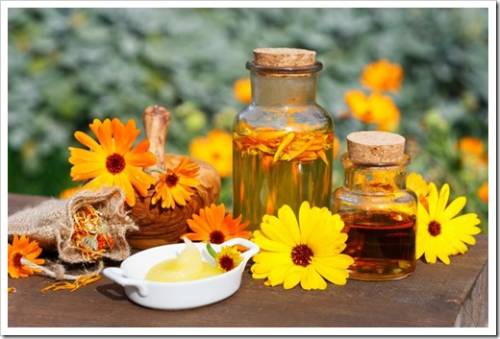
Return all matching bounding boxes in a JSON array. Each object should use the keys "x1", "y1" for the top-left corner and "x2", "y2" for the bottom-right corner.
[
  {"x1": 458, "y1": 137, "x2": 484, "y2": 158},
  {"x1": 333, "y1": 136, "x2": 341, "y2": 159},
  {"x1": 151, "y1": 157, "x2": 201, "y2": 209},
  {"x1": 190, "y1": 130, "x2": 233, "y2": 177},
  {"x1": 345, "y1": 90, "x2": 372, "y2": 123},
  {"x1": 361, "y1": 59, "x2": 403, "y2": 93},
  {"x1": 345, "y1": 90, "x2": 400, "y2": 131},
  {"x1": 233, "y1": 78, "x2": 252, "y2": 104},
  {"x1": 184, "y1": 204, "x2": 251, "y2": 244},
  {"x1": 69, "y1": 118, "x2": 157, "y2": 207},
  {"x1": 458, "y1": 137, "x2": 487, "y2": 168},
  {"x1": 369, "y1": 92, "x2": 401, "y2": 131},
  {"x1": 8, "y1": 235, "x2": 45, "y2": 278},
  {"x1": 477, "y1": 182, "x2": 488, "y2": 203}
]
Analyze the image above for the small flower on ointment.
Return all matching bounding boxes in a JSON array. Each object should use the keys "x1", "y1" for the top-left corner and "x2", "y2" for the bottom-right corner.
[
  {"x1": 207, "y1": 243, "x2": 243, "y2": 272},
  {"x1": 251, "y1": 202, "x2": 353, "y2": 290},
  {"x1": 406, "y1": 173, "x2": 481, "y2": 264},
  {"x1": 8, "y1": 235, "x2": 45, "y2": 278},
  {"x1": 184, "y1": 204, "x2": 251, "y2": 244}
]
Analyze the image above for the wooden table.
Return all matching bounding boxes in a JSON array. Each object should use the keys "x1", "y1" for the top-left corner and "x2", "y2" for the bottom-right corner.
[{"x1": 7, "y1": 193, "x2": 488, "y2": 327}]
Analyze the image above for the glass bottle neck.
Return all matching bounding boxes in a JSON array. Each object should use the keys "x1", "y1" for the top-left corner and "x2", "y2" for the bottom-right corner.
[
  {"x1": 344, "y1": 165, "x2": 406, "y2": 193},
  {"x1": 251, "y1": 72, "x2": 317, "y2": 106}
]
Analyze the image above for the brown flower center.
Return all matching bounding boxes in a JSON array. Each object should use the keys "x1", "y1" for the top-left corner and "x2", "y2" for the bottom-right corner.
[
  {"x1": 209, "y1": 230, "x2": 225, "y2": 244},
  {"x1": 218, "y1": 255, "x2": 234, "y2": 271},
  {"x1": 291, "y1": 244, "x2": 313, "y2": 267},
  {"x1": 106, "y1": 153, "x2": 126, "y2": 174},
  {"x1": 428, "y1": 220, "x2": 441, "y2": 236},
  {"x1": 165, "y1": 172, "x2": 179, "y2": 187},
  {"x1": 13, "y1": 253, "x2": 23, "y2": 267}
]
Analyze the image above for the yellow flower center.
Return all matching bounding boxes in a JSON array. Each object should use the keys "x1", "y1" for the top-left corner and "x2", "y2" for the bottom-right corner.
[
  {"x1": 291, "y1": 244, "x2": 313, "y2": 267},
  {"x1": 165, "y1": 172, "x2": 179, "y2": 187},
  {"x1": 106, "y1": 153, "x2": 126, "y2": 174},
  {"x1": 218, "y1": 255, "x2": 235, "y2": 271},
  {"x1": 428, "y1": 220, "x2": 441, "y2": 236},
  {"x1": 209, "y1": 230, "x2": 225, "y2": 244}
]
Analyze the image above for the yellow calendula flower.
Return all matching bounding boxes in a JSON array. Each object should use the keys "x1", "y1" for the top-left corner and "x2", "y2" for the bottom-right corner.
[
  {"x1": 361, "y1": 59, "x2": 403, "y2": 93},
  {"x1": 414, "y1": 182, "x2": 481, "y2": 264},
  {"x1": 215, "y1": 246, "x2": 243, "y2": 272},
  {"x1": 189, "y1": 130, "x2": 233, "y2": 177},
  {"x1": 406, "y1": 172, "x2": 430, "y2": 209},
  {"x1": 233, "y1": 78, "x2": 252, "y2": 104},
  {"x1": 251, "y1": 202, "x2": 353, "y2": 290}
]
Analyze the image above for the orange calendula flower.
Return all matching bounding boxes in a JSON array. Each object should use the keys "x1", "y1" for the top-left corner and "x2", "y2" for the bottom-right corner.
[
  {"x1": 233, "y1": 78, "x2": 252, "y2": 104},
  {"x1": 184, "y1": 204, "x2": 251, "y2": 244},
  {"x1": 151, "y1": 157, "x2": 201, "y2": 209},
  {"x1": 332, "y1": 136, "x2": 341, "y2": 160},
  {"x1": 345, "y1": 90, "x2": 400, "y2": 131},
  {"x1": 477, "y1": 182, "x2": 488, "y2": 203},
  {"x1": 361, "y1": 59, "x2": 403, "y2": 93},
  {"x1": 69, "y1": 118, "x2": 157, "y2": 207},
  {"x1": 8, "y1": 235, "x2": 45, "y2": 278},
  {"x1": 458, "y1": 137, "x2": 484, "y2": 157},
  {"x1": 190, "y1": 130, "x2": 233, "y2": 177}
]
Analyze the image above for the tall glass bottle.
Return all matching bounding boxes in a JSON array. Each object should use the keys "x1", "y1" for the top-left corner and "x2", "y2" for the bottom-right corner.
[
  {"x1": 333, "y1": 131, "x2": 417, "y2": 281},
  {"x1": 233, "y1": 48, "x2": 334, "y2": 229}
]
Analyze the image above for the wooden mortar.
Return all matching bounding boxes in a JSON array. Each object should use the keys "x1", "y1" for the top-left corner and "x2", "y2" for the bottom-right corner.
[{"x1": 127, "y1": 105, "x2": 221, "y2": 249}]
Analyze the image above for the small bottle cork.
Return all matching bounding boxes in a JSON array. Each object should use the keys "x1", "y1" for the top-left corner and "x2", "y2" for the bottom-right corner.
[
  {"x1": 253, "y1": 47, "x2": 316, "y2": 67},
  {"x1": 346, "y1": 131, "x2": 406, "y2": 165}
]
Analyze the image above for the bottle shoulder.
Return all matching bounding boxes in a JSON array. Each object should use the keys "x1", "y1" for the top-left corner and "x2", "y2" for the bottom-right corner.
[
  {"x1": 333, "y1": 186, "x2": 418, "y2": 213},
  {"x1": 234, "y1": 104, "x2": 333, "y2": 132}
]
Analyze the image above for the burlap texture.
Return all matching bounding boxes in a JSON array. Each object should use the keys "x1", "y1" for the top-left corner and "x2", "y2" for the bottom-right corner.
[{"x1": 8, "y1": 186, "x2": 138, "y2": 264}]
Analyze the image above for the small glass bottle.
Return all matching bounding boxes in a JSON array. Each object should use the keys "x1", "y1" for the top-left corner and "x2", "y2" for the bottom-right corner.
[
  {"x1": 233, "y1": 48, "x2": 334, "y2": 229},
  {"x1": 333, "y1": 131, "x2": 417, "y2": 281}
]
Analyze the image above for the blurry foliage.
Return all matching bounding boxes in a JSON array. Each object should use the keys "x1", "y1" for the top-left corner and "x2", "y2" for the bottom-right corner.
[{"x1": 8, "y1": 8, "x2": 488, "y2": 229}]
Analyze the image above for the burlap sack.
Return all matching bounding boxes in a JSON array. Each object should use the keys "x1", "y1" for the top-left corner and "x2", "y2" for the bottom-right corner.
[{"x1": 8, "y1": 186, "x2": 137, "y2": 264}]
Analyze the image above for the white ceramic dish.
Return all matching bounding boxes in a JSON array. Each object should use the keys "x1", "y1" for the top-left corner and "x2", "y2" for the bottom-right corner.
[{"x1": 103, "y1": 238, "x2": 259, "y2": 310}]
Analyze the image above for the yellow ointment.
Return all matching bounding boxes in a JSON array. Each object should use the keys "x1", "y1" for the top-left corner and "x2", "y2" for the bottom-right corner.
[{"x1": 145, "y1": 241, "x2": 221, "y2": 283}]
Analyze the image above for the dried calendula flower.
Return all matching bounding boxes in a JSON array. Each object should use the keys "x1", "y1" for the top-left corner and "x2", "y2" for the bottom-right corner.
[{"x1": 71, "y1": 204, "x2": 114, "y2": 261}]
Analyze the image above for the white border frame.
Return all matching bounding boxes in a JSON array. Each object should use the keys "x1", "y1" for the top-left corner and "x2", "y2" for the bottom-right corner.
[{"x1": 1, "y1": 1, "x2": 496, "y2": 336}]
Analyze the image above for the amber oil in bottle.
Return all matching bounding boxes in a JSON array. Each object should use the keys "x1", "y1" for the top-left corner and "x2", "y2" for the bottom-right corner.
[{"x1": 333, "y1": 131, "x2": 417, "y2": 281}]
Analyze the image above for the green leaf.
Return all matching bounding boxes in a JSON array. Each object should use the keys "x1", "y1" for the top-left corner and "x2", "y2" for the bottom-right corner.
[{"x1": 206, "y1": 242, "x2": 217, "y2": 259}]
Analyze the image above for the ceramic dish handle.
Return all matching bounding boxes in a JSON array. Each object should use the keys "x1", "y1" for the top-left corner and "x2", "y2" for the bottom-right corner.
[
  {"x1": 221, "y1": 238, "x2": 260, "y2": 262},
  {"x1": 103, "y1": 267, "x2": 149, "y2": 297}
]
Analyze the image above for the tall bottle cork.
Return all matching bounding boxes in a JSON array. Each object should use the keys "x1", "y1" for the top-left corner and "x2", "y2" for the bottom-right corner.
[
  {"x1": 346, "y1": 131, "x2": 406, "y2": 165},
  {"x1": 253, "y1": 47, "x2": 316, "y2": 67}
]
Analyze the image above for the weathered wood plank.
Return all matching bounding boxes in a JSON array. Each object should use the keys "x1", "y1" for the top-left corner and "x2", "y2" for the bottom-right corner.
[{"x1": 7, "y1": 194, "x2": 488, "y2": 327}]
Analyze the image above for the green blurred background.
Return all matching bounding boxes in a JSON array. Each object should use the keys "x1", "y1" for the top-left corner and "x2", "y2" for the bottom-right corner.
[{"x1": 8, "y1": 8, "x2": 488, "y2": 229}]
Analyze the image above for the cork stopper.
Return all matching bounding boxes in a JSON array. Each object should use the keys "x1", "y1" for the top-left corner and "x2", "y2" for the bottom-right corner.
[
  {"x1": 346, "y1": 131, "x2": 406, "y2": 165},
  {"x1": 253, "y1": 48, "x2": 316, "y2": 68}
]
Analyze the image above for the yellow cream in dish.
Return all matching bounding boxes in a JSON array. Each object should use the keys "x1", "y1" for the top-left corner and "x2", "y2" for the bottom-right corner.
[{"x1": 145, "y1": 240, "x2": 220, "y2": 283}]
